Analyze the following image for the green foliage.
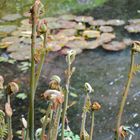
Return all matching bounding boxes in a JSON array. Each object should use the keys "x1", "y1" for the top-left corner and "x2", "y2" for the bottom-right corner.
[
  {"x1": 16, "y1": 92, "x2": 27, "y2": 100},
  {"x1": 18, "y1": 61, "x2": 31, "y2": 73},
  {"x1": 0, "y1": 110, "x2": 8, "y2": 139},
  {"x1": 0, "y1": 56, "x2": 16, "y2": 64}
]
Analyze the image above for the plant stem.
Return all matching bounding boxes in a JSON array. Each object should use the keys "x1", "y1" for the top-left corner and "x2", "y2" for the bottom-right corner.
[
  {"x1": 115, "y1": 50, "x2": 135, "y2": 140},
  {"x1": 89, "y1": 111, "x2": 94, "y2": 140},
  {"x1": 51, "y1": 105, "x2": 62, "y2": 140},
  {"x1": 61, "y1": 64, "x2": 71, "y2": 140},
  {"x1": 28, "y1": 1, "x2": 37, "y2": 139},
  {"x1": 80, "y1": 94, "x2": 88, "y2": 140},
  {"x1": 7, "y1": 95, "x2": 12, "y2": 140},
  {"x1": 40, "y1": 103, "x2": 51, "y2": 140},
  {"x1": 34, "y1": 33, "x2": 47, "y2": 92}
]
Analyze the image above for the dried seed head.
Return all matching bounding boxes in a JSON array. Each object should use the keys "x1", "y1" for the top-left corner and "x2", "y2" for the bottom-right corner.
[
  {"x1": 132, "y1": 41, "x2": 140, "y2": 53},
  {"x1": 0, "y1": 75, "x2": 4, "y2": 89},
  {"x1": 84, "y1": 82, "x2": 94, "y2": 94},
  {"x1": 49, "y1": 75, "x2": 61, "y2": 90},
  {"x1": 66, "y1": 50, "x2": 76, "y2": 65},
  {"x1": 118, "y1": 126, "x2": 127, "y2": 138},
  {"x1": 7, "y1": 82, "x2": 19, "y2": 95},
  {"x1": 43, "y1": 89, "x2": 64, "y2": 110},
  {"x1": 5, "y1": 102, "x2": 13, "y2": 117},
  {"x1": 91, "y1": 102, "x2": 101, "y2": 111}
]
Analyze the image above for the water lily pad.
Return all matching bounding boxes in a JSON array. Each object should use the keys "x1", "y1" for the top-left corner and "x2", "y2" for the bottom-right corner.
[
  {"x1": 106, "y1": 19, "x2": 125, "y2": 26},
  {"x1": 99, "y1": 26, "x2": 114, "y2": 33},
  {"x1": 86, "y1": 40, "x2": 101, "y2": 49},
  {"x1": 58, "y1": 20, "x2": 77, "y2": 29},
  {"x1": 48, "y1": 22, "x2": 62, "y2": 30},
  {"x1": 75, "y1": 22, "x2": 86, "y2": 30},
  {"x1": 0, "y1": 25, "x2": 17, "y2": 34},
  {"x1": 0, "y1": 42, "x2": 13, "y2": 49},
  {"x1": 124, "y1": 24, "x2": 140, "y2": 33},
  {"x1": 102, "y1": 41, "x2": 126, "y2": 51},
  {"x1": 74, "y1": 16, "x2": 93, "y2": 23},
  {"x1": 83, "y1": 30, "x2": 100, "y2": 39},
  {"x1": 123, "y1": 38, "x2": 133, "y2": 46},
  {"x1": 98, "y1": 33, "x2": 116, "y2": 44},
  {"x1": 56, "y1": 29, "x2": 77, "y2": 37},
  {"x1": 2, "y1": 14, "x2": 22, "y2": 22},
  {"x1": 65, "y1": 38, "x2": 88, "y2": 49},
  {"x1": 46, "y1": 17, "x2": 58, "y2": 23},
  {"x1": 58, "y1": 14, "x2": 76, "y2": 21},
  {"x1": 128, "y1": 19, "x2": 140, "y2": 24},
  {"x1": 89, "y1": 19, "x2": 106, "y2": 26},
  {"x1": 1, "y1": 36, "x2": 19, "y2": 45}
]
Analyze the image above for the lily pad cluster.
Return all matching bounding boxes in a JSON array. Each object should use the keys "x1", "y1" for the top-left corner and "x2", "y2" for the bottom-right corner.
[{"x1": 0, "y1": 14, "x2": 139, "y2": 61}]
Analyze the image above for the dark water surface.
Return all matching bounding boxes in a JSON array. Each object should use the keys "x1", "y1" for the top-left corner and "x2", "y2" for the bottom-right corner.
[{"x1": 0, "y1": 0, "x2": 140, "y2": 139}]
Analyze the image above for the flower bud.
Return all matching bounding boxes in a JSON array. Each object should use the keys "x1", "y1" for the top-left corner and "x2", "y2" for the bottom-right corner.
[
  {"x1": 118, "y1": 126, "x2": 127, "y2": 138},
  {"x1": 21, "y1": 115, "x2": 27, "y2": 128},
  {"x1": 37, "y1": 19, "x2": 48, "y2": 34},
  {"x1": 5, "y1": 102, "x2": 13, "y2": 117},
  {"x1": 66, "y1": 50, "x2": 76, "y2": 65},
  {"x1": 84, "y1": 82, "x2": 94, "y2": 94},
  {"x1": 7, "y1": 82, "x2": 19, "y2": 95},
  {"x1": 91, "y1": 102, "x2": 101, "y2": 111},
  {"x1": 0, "y1": 75, "x2": 4, "y2": 90}
]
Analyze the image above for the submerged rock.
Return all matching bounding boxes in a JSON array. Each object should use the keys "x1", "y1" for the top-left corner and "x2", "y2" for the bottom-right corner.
[
  {"x1": 102, "y1": 41, "x2": 126, "y2": 51},
  {"x1": 99, "y1": 26, "x2": 114, "y2": 33},
  {"x1": 2, "y1": 14, "x2": 22, "y2": 22}
]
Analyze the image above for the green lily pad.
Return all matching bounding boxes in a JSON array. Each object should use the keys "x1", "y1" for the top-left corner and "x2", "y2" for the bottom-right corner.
[
  {"x1": 0, "y1": 25, "x2": 17, "y2": 34},
  {"x1": 75, "y1": 22, "x2": 86, "y2": 30},
  {"x1": 125, "y1": 24, "x2": 140, "y2": 33},
  {"x1": 56, "y1": 29, "x2": 77, "y2": 37},
  {"x1": 83, "y1": 30, "x2": 100, "y2": 39},
  {"x1": 58, "y1": 14, "x2": 76, "y2": 21},
  {"x1": 74, "y1": 16, "x2": 93, "y2": 23},
  {"x1": 2, "y1": 14, "x2": 22, "y2": 22},
  {"x1": 102, "y1": 41, "x2": 126, "y2": 51},
  {"x1": 99, "y1": 26, "x2": 114, "y2": 33},
  {"x1": 89, "y1": 19, "x2": 106, "y2": 26},
  {"x1": 106, "y1": 19, "x2": 125, "y2": 26}
]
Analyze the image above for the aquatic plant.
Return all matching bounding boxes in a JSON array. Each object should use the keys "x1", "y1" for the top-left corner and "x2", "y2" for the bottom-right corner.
[{"x1": 115, "y1": 41, "x2": 140, "y2": 140}]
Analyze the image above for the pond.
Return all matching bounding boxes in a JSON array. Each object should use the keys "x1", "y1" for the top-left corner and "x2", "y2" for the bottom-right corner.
[{"x1": 0, "y1": 0, "x2": 140, "y2": 140}]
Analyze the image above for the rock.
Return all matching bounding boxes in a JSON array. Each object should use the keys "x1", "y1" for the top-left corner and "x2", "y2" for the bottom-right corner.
[
  {"x1": 83, "y1": 30, "x2": 100, "y2": 39},
  {"x1": 128, "y1": 19, "x2": 140, "y2": 24},
  {"x1": 98, "y1": 33, "x2": 116, "y2": 44},
  {"x1": 0, "y1": 25, "x2": 17, "y2": 34},
  {"x1": 124, "y1": 24, "x2": 140, "y2": 33},
  {"x1": 99, "y1": 26, "x2": 114, "y2": 33},
  {"x1": 106, "y1": 19, "x2": 125, "y2": 26},
  {"x1": 89, "y1": 19, "x2": 106, "y2": 26},
  {"x1": 2, "y1": 14, "x2": 22, "y2": 22},
  {"x1": 74, "y1": 16, "x2": 93, "y2": 23},
  {"x1": 102, "y1": 41, "x2": 126, "y2": 51},
  {"x1": 123, "y1": 38, "x2": 133, "y2": 46}
]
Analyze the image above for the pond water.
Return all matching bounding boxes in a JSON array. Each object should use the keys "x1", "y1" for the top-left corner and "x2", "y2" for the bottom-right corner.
[{"x1": 0, "y1": 0, "x2": 140, "y2": 140}]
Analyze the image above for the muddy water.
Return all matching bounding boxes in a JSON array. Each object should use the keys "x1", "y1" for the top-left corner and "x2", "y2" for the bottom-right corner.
[{"x1": 0, "y1": 0, "x2": 140, "y2": 139}]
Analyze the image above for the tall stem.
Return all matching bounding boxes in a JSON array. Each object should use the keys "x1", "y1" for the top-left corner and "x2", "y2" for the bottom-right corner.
[
  {"x1": 40, "y1": 103, "x2": 51, "y2": 140},
  {"x1": 7, "y1": 95, "x2": 12, "y2": 140},
  {"x1": 89, "y1": 112, "x2": 94, "y2": 140},
  {"x1": 34, "y1": 33, "x2": 47, "y2": 91},
  {"x1": 115, "y1": 50, "x2": 135, "y2": 140},
  {"x1": 28, "y1": 1, "x2": 37, "y2": 139},
  {"x1": 61, "y1": 64, "x2": 71, "y2": 140},
  {"x1": 80, "y1": 94, "x2": 88, "y2": 140}
]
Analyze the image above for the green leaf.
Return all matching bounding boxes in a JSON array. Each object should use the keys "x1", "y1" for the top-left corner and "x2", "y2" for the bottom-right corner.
[
  {"x1": 16, "y1": 93, "x2": 27, "y2": 100},
  {"x1": 70, "y1": 92, "x2": 78, "y2": 98}
]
